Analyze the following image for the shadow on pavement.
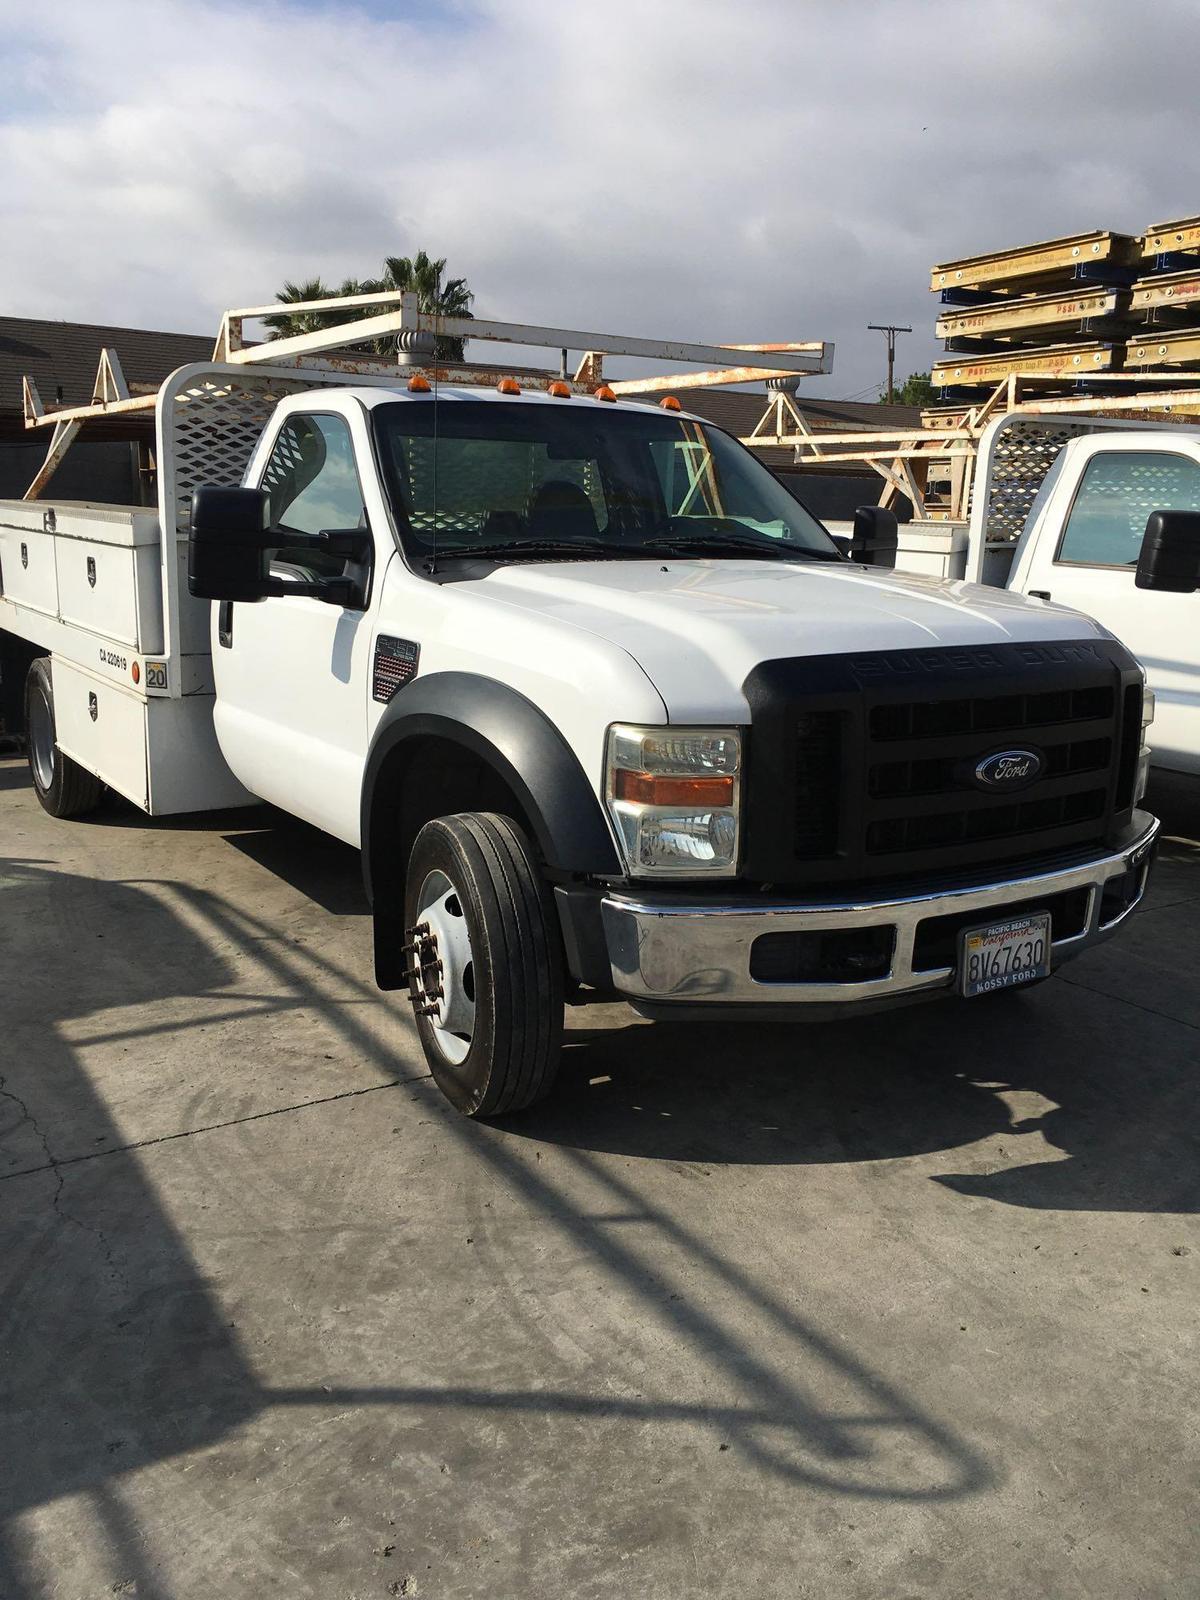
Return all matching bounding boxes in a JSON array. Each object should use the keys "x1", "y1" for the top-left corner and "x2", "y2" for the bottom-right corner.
[
  {"x1": 0, "y1": 860, "x2": 262, "y2": 1598},
  {"x1": 0, "y1": 847, "x2": 994, "y2": 1596},
  {"x1": 223, "y1": 813, "x2": 369, "y2": 917}
]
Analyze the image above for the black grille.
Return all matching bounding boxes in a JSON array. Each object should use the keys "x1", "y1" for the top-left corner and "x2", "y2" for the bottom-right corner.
[
  {"x1": 862, "y1": 679, "x2": 1118, "y2": 858},
  {"x1": 869, "y1": 685, "x2": 1112, "y2": 742},
  {"x1": 794, "y1": 712, "x2": 842, "y2": 857},
  {"x1": 742, "y1": 638, "x2": 1145, "y2": 888},
  {"x1": 866, "y1": 787, "x2": 1107, "y2": 856}
]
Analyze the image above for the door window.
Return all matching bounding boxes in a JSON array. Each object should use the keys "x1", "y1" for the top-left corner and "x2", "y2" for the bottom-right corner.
[
  {"x1": 262, "y1": 412, "x2": 365, "y2": 533},
  {"x1": 1057, "y1": 450, "x2": 1200, "y2": 568}
]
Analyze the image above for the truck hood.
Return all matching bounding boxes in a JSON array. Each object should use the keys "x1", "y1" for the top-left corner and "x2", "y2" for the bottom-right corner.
[{"x1": 472, "y1": 557, "x2": 1110, "y2": 722}]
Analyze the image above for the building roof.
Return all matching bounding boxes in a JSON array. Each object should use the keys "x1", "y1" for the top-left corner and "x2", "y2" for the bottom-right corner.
[
  {"x1": 618, "y1": 387, "x2": 923, "y2": 470},
  {"x1": 0, "y1": 315, "x2": 213, "y2": 417}
]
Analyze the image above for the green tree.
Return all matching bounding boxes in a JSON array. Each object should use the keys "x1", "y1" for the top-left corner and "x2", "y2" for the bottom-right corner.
[
  {"x1": 263, "y1": 277, "x2": 342, "y2": 340},
  {"x1": 360, "y1": 251, "x2": 474, "y2": 360},
  {"x1": 882, "y1": 371, "x2": 935, "y2": 407},
  {"x1": 266, "y1": 254, "x2": 474, "y2": 360}
]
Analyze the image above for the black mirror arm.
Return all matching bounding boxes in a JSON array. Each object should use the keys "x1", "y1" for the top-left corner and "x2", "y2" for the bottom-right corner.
[
  {"x1": 273, "y1": 526, "x2": 372, "y2": 561},
  {"x1": 263, "y1": 575, "x2": 361, "y2": 605}
]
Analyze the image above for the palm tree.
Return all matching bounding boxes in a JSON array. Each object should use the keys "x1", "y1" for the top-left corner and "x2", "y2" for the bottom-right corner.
[
  {"x1": 264, "y1": 278, "x2": 340, "y2": 340},
  {"x1": 366, "y1": 252, "x2": 474, "y2": 360},
  {"x1": 266, "y1": 254, "x2": 474, "y2": 360}
]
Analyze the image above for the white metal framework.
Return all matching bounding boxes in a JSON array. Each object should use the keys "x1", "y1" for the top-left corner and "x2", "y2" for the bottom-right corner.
[
  {"x1": 29, "y1": 287, "x2": 1200, "y2": 524},
  {"x1": 736, "y1": 370, "x2": 1200, "y2": 523},
  {"x1": 18, "y1": 291, "x2": 835, "y2": 501}
]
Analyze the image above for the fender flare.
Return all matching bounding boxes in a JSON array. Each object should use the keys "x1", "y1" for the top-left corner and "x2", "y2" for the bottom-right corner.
[{"x1": 360, "y1": 671, "x2": 621, "y2": 905}]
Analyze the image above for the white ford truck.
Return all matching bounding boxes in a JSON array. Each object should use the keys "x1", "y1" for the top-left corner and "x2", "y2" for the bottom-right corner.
[{"x1": 0, "y1": 305, "x2": 1176, "y2": 1116}]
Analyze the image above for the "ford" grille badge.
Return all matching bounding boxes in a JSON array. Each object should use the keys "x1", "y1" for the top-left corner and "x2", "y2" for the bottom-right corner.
[{"x1": 974, "y1": 748, "x2": 1042, "y2": 790}]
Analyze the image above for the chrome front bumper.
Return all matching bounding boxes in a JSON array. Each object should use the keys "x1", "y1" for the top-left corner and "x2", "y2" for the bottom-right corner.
[{"x1": 600, "y1": 813, "x2": 1159, "y2": 1010}]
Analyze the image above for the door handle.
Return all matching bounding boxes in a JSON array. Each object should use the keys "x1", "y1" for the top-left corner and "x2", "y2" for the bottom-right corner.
[
  {"x1": 1029, "y1": 589, "x2": 1051, "y2": 600},
  {"x1": 218, "y1": 600, "x2": 234, "y2": 648}
]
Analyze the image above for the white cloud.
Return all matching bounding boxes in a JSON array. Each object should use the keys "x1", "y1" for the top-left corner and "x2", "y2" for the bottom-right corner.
[{"x1": 2, "y1": 0, "x2": 1199, "y2": 393}]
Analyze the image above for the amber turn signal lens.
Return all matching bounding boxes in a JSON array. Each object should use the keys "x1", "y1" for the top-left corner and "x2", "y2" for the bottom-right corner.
[
  {"x1": 407, "y1": 374, "x2": 431, "y2": 393},
  {"x1": 595, "y1": 385, "x2": 616, "y2": 402},
  {"x1": 660, "y1": 395, "x2": 682, "y2": 411},
  {"x1": 614, "y1": 771, "x2": 735, "y2": 807},
  {"x1": 548, "y1": 380, "x2": 571, "y2": 397},
  {"x1": 497, "y1": 376, "x2": 522, "y2": 395}
]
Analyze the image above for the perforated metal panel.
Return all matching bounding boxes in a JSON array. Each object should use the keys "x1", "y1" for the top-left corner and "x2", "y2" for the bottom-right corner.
[
  {"x1": 163, "y1": 368, "x2": 339, "y2": 534},
  {"x1": 154, "y1": 361, "x2": 407, "y2": 670},
  {"x1": 972, "y1": 418, "x2": 1081, "y2": 543}
]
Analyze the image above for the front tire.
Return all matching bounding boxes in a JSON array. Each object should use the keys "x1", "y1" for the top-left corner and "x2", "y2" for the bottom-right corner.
[
  {"x1": 403, "y1": 812, "x2": 563, "y2": 1116},
  {"x1": 24, "y1": 658, "x2": 105, "y2": 819}
]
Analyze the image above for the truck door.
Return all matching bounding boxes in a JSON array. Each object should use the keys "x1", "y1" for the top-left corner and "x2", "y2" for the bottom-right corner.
[
  {"x1": 211, "y1": 407, "x2": 386, "y2": 842},
  {"x1": 1016, "y1": 444, "x2": 1200, "y2": 775}
]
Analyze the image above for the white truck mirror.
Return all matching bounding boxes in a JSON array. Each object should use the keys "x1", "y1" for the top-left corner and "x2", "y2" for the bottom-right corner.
[{"x1": 1136, "y1": 510, "x2": 1200, "y2": 595}]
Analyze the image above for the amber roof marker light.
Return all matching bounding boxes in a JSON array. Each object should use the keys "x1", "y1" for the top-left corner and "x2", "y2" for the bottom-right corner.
[
  {"x1": 660, "y1": 395, "x2": 682, "y2": 411},
  {"x1": 548, "y1": 380, "x2": 571, "y2": 398},
  {"x1": 595, "y1": 385, "x2": 617, "y2": 402},
  {"x1": 497, "y1": 377, "x2": 522, "y2": 395},
  {"x1": 407, "y1": 373, "x2": 431, "y2": 393}
]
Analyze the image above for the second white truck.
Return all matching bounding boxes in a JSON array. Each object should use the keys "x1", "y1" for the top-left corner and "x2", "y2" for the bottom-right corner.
[{"x1": 833, "y1": 412, "x2": 1200, "y2": 776}]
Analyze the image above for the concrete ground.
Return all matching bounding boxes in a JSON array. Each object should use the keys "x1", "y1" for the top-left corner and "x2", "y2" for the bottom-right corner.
[{"x1": 0, "y1": 755, "x2": 1197, "y2": 1600}]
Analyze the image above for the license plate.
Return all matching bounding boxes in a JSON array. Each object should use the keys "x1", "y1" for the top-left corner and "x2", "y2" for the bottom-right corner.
[{"x1": 958, "y1": 911, "x2": 1051, "y2": 997}]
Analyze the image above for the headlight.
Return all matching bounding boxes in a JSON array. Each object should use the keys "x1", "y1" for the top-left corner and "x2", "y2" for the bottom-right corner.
[
  {"x1": 1135, "y1": 684, "x2": 1155, "y2": 803},
  {"x1": 605, "y1": 724, "x2": 742, "y2": 877}
]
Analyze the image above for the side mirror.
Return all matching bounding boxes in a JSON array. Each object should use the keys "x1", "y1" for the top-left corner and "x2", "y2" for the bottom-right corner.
[
  {"x1": 850, "y1": 504, "x2": 899, "y2": 569},
  {"x1": 1136, "y1": 509, "x2": 1200, "y2": 594},
  {"x1": 188, "y1": 486, "x2": 273, "y2": 602}
]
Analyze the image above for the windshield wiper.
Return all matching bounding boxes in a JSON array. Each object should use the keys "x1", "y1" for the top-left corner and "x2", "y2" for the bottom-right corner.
[
  {"x1": 437, "y1": 538, "x2": 631, "y2": 563},
  {"x1": 636, "y1": 532, "x2": 842, "y2": 561}
]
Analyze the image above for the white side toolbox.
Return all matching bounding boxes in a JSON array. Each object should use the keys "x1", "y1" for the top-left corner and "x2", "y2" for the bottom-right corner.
[
  {"x1": 0, "y1": 502, "x2": 164, "y2": 653},
  {"x1": 55, "y1": 505, "x2": 164, "y2": 652},
  {"x1": 0, "y1": 517, "x2": 59, "y2": 617},
  {"x1": 51, "y1": 656, "x2": 254, "y2": 815},
  {"x1": 53, "y1": 656, "x2": 151, "y2": 809}
]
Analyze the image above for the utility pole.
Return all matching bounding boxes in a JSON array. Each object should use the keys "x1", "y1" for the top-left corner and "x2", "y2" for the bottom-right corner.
[{"x1": 868, "y1": 322, "x2": 912, "y2": 404}]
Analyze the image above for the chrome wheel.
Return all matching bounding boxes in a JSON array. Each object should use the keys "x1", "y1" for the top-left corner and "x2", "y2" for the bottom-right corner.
[
  {"x1": 28, "y1": 681, "x2": 56, "y2": 794},
  {"x1": 410, "y1": 869, "x2": 476, "y2": 1066}
]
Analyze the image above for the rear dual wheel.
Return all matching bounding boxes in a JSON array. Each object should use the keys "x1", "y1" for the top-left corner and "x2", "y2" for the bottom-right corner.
[
  {"x1": 24, "y1": 658, "x2": 105, "y2": 819},
  {"x1": 403, "y1": 812, "x2": 563, "y2": 1117}
]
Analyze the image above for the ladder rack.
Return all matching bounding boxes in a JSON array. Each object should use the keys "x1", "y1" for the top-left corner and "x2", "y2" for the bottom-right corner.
[{"x1": 18, "y1": 291, "x2": 835, "y2": 499}]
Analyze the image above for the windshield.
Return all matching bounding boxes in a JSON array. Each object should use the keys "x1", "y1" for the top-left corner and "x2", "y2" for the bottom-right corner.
[{"x1": 371, "y1": 399, "x2": 840, "y2": 562}]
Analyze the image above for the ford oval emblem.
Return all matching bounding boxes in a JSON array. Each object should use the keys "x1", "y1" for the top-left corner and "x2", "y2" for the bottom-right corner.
[{"x1": 975, "y1": 749, "x2": 1042, "y2": 790}]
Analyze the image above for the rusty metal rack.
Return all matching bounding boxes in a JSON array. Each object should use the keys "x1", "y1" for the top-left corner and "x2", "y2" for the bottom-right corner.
[{"x1": 17, "y1": 290, "x2": 835, "y2": 501}]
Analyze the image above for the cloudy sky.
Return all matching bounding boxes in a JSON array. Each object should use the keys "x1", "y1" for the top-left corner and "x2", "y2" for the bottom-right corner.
[{"x1": 3, "y1": 0, "x2": 1200, "y2": 397}]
